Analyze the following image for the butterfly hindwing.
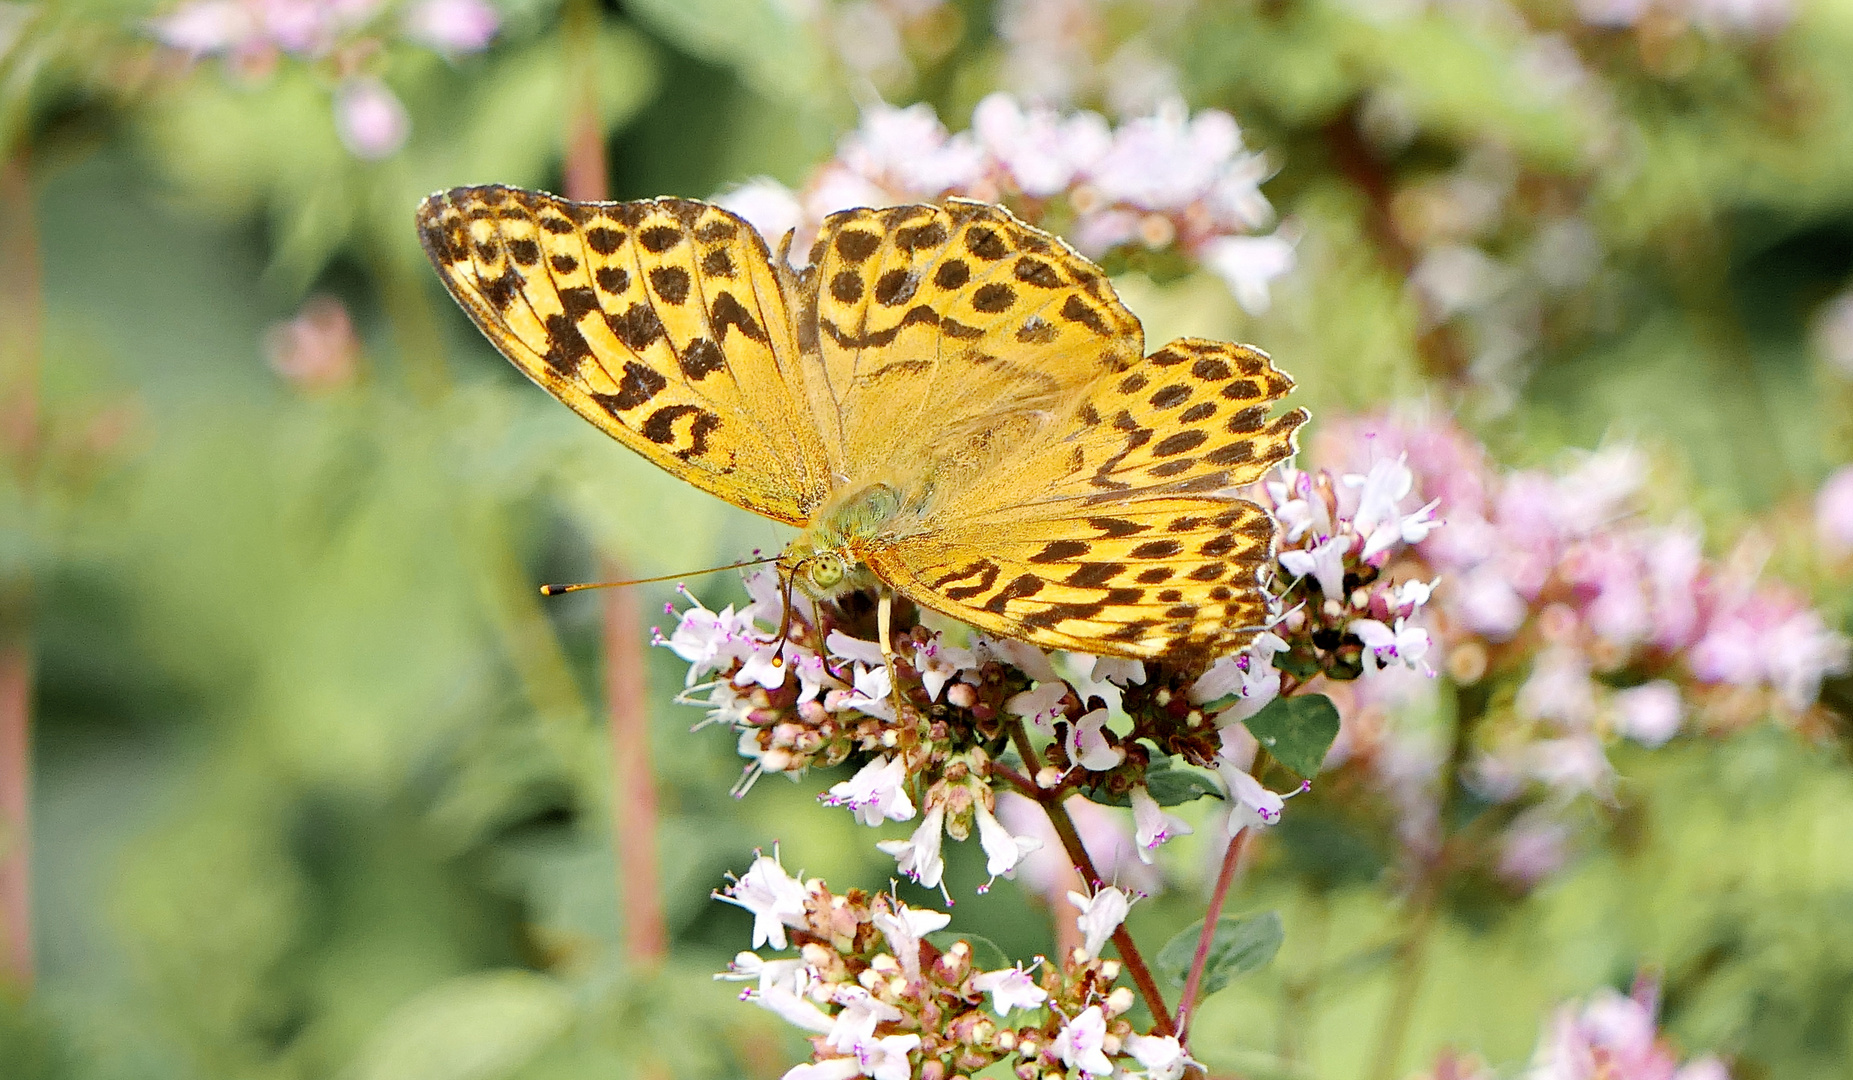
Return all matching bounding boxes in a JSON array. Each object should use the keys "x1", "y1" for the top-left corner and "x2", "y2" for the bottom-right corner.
[
  {"x1": 416, "y1": 185, "x2": 832, "y2": 524},
  {"x1": 866, "y1": 340, "x2": 1306, "y2": 659}
]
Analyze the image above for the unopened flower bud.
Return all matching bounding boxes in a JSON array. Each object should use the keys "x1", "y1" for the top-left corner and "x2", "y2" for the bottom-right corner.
[
  {"x1": 1105, "y1": 986, "x2": 1136, "y2": 1016},
  {"x1": 772, "y1": 722, "x2": 803, "y2": 747},
  {"x1": 1154, "y1": 688, "x2": 1172, "y2": 706},
  {"x1": 1323, "y1": 598, "x2": 1344, "y2": 619},
  {"x1": 920, "y1": 1059, "x2": 946, "y2": 1080},
  {"x1": 1014, "y1": 1062, "x2": 1037, "y2": 1080},
  {"x1": 948, "y1": 682, "x2": 977, "y2": 708},
  {"x1": 1102, "y1": 1033, "x2": 1123, "y2": 1055},
  {"x1": 1036, "y1": 766, "x2": 1063, "y2": 788},
  {"x1": 760, "y1": 748, "x2": 793, "y2": 772},
  {"x1": 1099, "y1": 959, "x2": 1121, "y2": 981},
  {"x1": 797, "y1": 700, "x2": 827, "y2": 724},
  {"x1": 869, "y1": 953, "x2": 902, "y2": 977}
]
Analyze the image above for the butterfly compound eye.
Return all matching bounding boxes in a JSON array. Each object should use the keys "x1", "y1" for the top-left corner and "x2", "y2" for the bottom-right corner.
[{"x1": 807, "y1": 554, "x2": 846, "y2": 592}]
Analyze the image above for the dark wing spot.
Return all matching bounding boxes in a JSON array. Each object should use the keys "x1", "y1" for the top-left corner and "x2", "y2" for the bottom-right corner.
[
  {"x1": 1079, "y1": 404, "x2": 1102, "y2": 425},
  {"x1": 558, "y1": 286, "x2": 598, "y2": 321},
  {"x1": 1017, "y1": 316, "x2": 1058, "y2": 344},
  {"x1": 1180, "y1": 402, "x2": 1217, "y2": 423},
  {"x1": 940, "y1": 317, "x2": 983, "y2": 339},
  {"x1": 1226, "y1": 406, "x2": 1268, "y2": 433},
  {"x1": 508, "y1": 238, "x2": 541, "y2": 266},
  {"x1": 1168, "y1": 517, "x2": 1206, "y2": 532},
  {"x1": 938, "y1": 560, "x2": 1002, "y2": 601},
  {"x1": 1152, "y1": 430, "x2": 1209, "y2": 457},
  {"x1": 1188, "y1": 563, "x2": 1226, "y2": 581},
  {"x1": 1131, "y1": 540, "x2": 1184, "y2": 558},
  {"x1": 586, "y1": 227, "x2": 625, "y2": 254},
  {"x1": 695, "y1": 219, "x2": 739, "y2": 242},
  {"x1": 831, "y1": 269, "x2": 865, "y2": 304},
  {"x1": 875, "y1": 268, "x2": 918, "y2": 307},
  {"x1": 1210, "y1": 586, "x2": 1234, "y2": 601},
  {"x1": 1119, "y1": 373, "x2": 1149, "y2": 394},
  {"x1": 639, "y1": 225, "x2": 683, "y2": 253},
  {"x1": 701, "y1": 247, "x2": 737, "y2": 277},
  {"x1": 1148, "y1": 459, "x2": 1197, "y2": 477},
  {"x1": 1029, "y1": 540, "x2": 1091, "y2": 563},
  {"x1": 835, "y1": 229, "x2": 882, "y2": 262},
  {"x1": 1158, "y1": 589, "x2": 1183, "y2": 603},
  {"x1": 542, "y1": 313, "x2": 591, "y2": 376},
  {"x1": 641, "y1": 404, "x2": 719, "y2": 456},
  {"x1": 1150, "y1": 347, "x2": 1189, "y2": 366},
  {"x1": 1013, "y1": 256, "x2": 1062, "y2": 288},
  {"x1": 680, "y1": 337, "x2": 725, "y2": 379},
  {"x1": 966, "y1": 226, "x2": 1010, "y2": 260},
  {"x1": 1192, "y1": 356, "x2": 1232, "y2": 380},
  {"x1": 1149, "y1": 384, "x2": 1191, "y2": 409},
  {"x1": 712, "y1": 292, "x2": 769, "y2": 343},
  {"x1": 1200, "y1": 535, "x2": 1237, "y2": 557},
  {"x1": 1065, "y1": 562, "x2": 1126, "y2": 587},
  {"x1": 649, "y1": 265, "x2": 691, "y2": 305},
  {"x1": 973, "y1": 283, "x2": 1015, "y2": 313},
  {"x1": 1136, "y1": 567, "x2": 1175, "y2": 584},
  {"x1": 1086, "y1": 517, "x2": 1150, "y2": 537},
  {"x1": 982, "y1": 574, "x2": 1045, "y2": 614},
  {"x1": 539, "y1": 215, "x2": 574, "y2": 234},
  {"x1": 1221, "y1": 379, "x2": 1262, "y2": 400},
  {"x1": 1166, "y1": 604, "x2": 1198, "y2": 619},
  {"x1": 595, "y1": 266, "x2": 630, "y2": 294},
  {"x1": 1060, "y1": 294, "x2": 1111, "y2": 336},
  {"x1": 934, "y1": 260, "x2": 970, "y2": 289},
  {"x1": 607, "y1": 303, "x2": 665, "y2": 351},
  {"x1": 1205, "y1": 442, "x2": 1254, "y2": 466},
  {"x1": 550, "y1": 253, "x2": 579, "y2": 274},
  {"x1": 479, "y1": 268, "x2": 523, "y2": 310},
  {"x1": 897, "y1": 221, "x2": 949, "y2": 251},
  {"x1": 598, "y1": 361, "x2": 667, "y2": 410}
]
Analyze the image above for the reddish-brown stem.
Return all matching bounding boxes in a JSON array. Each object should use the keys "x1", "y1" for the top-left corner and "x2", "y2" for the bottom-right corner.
[
  {"x1": 1175, "y1": 825, "x2": 1253, "y2": 1039},
  {"x1": 604, "y1": 567, "x2": 666, "y2": 966},
  {"x1": 1, "y1": 144, "x2": 41, "y2": 996},
  {"x1": 561, "y1": 0, "x2": 606, "y2": 206},
  {"x1": 0, "y1": 641, "x2": 30, "y2": 994},
  {"x1": 1039, "y1": 777, "x2": 1175, "y2": 1037}
]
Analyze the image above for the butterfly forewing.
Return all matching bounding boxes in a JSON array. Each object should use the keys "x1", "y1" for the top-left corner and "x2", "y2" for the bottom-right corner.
[
  {"x1": 416, "y1": 185, "x2": 832, "y2": 524},
  {"x1": 865, "y1": 341, "x2": 1306, "y2": 659},
  {"x1": 806, "y1": 200, "x2": 1144, "y2": 484}
]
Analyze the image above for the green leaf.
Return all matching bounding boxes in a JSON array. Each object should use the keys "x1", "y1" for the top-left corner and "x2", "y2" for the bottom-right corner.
[
  {"x1": 346, "y1": 970, "x2": 574, "y2": 1080},
  {"x1": 925, "y1": 931, "x2": 1010, "y2": 972},
  {"x1": 1088, "y1": 756, "x2": 1223, "y2": 808},
  {"x1": 1153, "y1": 912, "x2": 1284, "y2": 998},
  {"x1": 1241, "y1": 694, "x2": 1340, "y2": 779}
]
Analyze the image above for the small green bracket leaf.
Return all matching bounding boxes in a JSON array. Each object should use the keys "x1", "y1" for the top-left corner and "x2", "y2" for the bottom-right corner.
[
  {"x1": 1241, "y1": 694, "x2": 1340, "y2": 779},
  {"x1": 1154, "y1": 912, "x2": 1284, "y2": 999},
  {"x1": 1088, "y1": 756, "x2": 1223, "y2": 808}
]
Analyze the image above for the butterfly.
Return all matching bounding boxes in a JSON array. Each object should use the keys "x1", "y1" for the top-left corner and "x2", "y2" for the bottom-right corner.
[{"x1": 415, "y1": 185, "x2": 1306, "y2": 662}]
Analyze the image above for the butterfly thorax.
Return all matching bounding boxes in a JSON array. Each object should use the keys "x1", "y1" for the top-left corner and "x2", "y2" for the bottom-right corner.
[{"x1": 783, "y1": 479, "x2": 922, "y2": 600}]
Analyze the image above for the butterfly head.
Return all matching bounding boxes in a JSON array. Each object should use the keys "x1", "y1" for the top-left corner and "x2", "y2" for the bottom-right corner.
[{"x1": 780, "y1": 481, "x2": 912, "y2": 600}]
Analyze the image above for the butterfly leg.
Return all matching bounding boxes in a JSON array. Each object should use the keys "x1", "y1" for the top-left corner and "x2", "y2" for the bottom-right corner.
[{"x1": 877, "y1": 590, "x2": 905, "y2": 718}]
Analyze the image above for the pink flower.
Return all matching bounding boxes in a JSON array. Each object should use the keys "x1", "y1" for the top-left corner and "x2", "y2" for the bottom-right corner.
[
  {"x1": 972, "y1": 965, "x2": 1048, "y2": 1016},
  {"x1": 821, "y1": 756, "x2": 916, "y2": 826},
  {"x1": 401, "y1": 0, "x2": 498, "y2": 54},
  {"x1": 334, "y1": 76, "x2": 410, "y2": 160},
  {"x1": 1051, "y1": 1005, "x2": 1113, "y2": 1076},
  {"x1": 1202, "y1": 233, "x2": 1295, "y2": 314},
  {"x1": 972, "y1": 92, "x2": 1110, "y2": 196},
  {"x1": 1817, "y1": 465, "x2": 1853, "y2": 556}
]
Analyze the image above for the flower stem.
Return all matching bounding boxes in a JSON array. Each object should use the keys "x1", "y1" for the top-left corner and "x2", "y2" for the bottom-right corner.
[
  {"x1": 1039, "y1": 778, "x2": 1175, "y2": 1037},
  {"x1": 604, "y1": 563, "x2": 666, "y2": 967},
  {"x1": 0, "y1": 144, "x2": 41, "y2": 995},
  {"x1": 1175, "y1": 823, "x2": 1251, "y2": 1040}
]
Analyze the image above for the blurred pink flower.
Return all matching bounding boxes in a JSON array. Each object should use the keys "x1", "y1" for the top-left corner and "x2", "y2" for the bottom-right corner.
[
  {"x1": 334, "y1": 76, "x2": 410, "y2": 159},
  {"x1": 401, "y1": 0, "x2": 498, "y2": 54},
  {"x1": 1816, "y1": 465, "x2": 1853, "y2": 557},
  {"x1": 265, "y1": 294, "x2": 359, "y2": 392},
  {"x1": 1531, "y1": 980, "x2": 1731, "y2": 1080},
  {"x1": 996, "y1": 792, "x2": 1158, "y2": 898}
]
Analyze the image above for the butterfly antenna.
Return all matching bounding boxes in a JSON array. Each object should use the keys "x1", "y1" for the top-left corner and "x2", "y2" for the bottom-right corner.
[
  {"x1": 770, "y1": 568, "x2": 798, "y2": 665},
  {"x1": 538, "y1": 555, "x2": 780, "y2": 596}
]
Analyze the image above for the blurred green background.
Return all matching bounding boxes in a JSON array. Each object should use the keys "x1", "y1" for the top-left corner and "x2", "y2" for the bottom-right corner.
[{"x1": 3, "y1": 1, "x2": 1853, "y2": 1078}]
